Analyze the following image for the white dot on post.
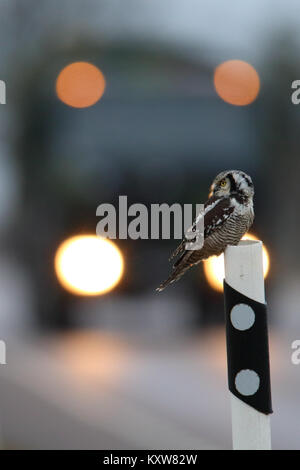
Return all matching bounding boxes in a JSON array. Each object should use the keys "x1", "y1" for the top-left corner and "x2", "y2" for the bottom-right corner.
[
  {"x1": 235, "y1": 369, "x2": 260, "y2": 396},
  {"x1": 230, "y1": 303, "x2": 255, "y2": 331}
]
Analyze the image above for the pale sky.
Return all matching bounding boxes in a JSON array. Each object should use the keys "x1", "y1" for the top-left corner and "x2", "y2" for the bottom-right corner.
[
  {"x1": 2, "y1": 0, "x2": 300, "y2": 67},
  {"x1": 90, "y1": 0, "x2": 300, "y2": 63}
]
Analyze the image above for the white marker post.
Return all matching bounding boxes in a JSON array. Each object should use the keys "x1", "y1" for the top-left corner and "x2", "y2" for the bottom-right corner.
[{"x1": 224, "y1": 240, "x2": 272, "y2": 450}]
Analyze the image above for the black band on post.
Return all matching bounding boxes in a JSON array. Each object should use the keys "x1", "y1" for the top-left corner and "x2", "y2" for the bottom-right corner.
[{"x1": 224, "y1": 280, "x2": 272, "y2": 415}]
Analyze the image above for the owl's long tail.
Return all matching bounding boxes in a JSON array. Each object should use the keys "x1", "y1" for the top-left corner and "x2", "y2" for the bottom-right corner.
[
  {"x1": 156, "y1": 246, "x2": 207, "y2": 292},
  {"x1": 156, "y1": 263, "x2": 191, "y2": 292},
  {"x1": 156, "y1": 248, "x2": 197, "y2": 291}
]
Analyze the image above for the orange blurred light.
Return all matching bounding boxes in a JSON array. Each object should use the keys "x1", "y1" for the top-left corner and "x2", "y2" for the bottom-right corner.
[
  {"x1": 56, "y1": 62, "x2": 106, "y2": 108},
  {"x1": 203, "y1": 233, "x2": 270, "y2": 292},
  {"x1": 55, "y1": 235, "x2": 123, "y2": 296},
  {"x1": 214, "y1": 60, "x2": 260, "y2": 106}
]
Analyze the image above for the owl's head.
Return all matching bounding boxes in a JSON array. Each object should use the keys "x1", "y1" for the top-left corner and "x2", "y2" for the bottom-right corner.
[{"x1": 210, "y1": 170, "x2": 254, "y2": 200}]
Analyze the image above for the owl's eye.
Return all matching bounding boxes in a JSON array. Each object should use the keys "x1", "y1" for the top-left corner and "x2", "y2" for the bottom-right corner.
[{"x1": 220, "y1": 179, "x2": 227, "y2": 188}]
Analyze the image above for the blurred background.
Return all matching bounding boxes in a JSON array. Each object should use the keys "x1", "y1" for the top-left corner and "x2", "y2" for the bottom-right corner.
[{"x1": 0, "y1": 0, "x2": 299, "y2": 450}]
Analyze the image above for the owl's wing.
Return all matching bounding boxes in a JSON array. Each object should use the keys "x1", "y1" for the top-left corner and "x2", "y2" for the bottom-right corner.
[
  {"x1": 170, "y1": 195, "x2": 233, "y2": 267},
  {"x1": 157, "y1": 196, "x2": 235, "y2": 292},
  {"x1": 204, "y1": 196, "x2": 234, "y2": 238}
]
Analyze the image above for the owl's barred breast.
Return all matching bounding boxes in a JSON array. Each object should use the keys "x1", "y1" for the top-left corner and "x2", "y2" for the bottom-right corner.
[{"x1": 190, "y1": 208, "x2": 254, "y2": 264}]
